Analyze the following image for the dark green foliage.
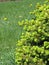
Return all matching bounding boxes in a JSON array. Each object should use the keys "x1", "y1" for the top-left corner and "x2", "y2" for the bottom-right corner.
[
  {"x1": 10, "y1": 0, "x2": 16, "y2": 1},
  {"x1": 15, "y1": 2, "x2": 49, "y2": 65}
]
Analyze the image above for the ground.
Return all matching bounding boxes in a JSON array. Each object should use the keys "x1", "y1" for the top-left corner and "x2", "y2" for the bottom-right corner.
[{"x1": 0, "y1": 0, "x2": 44, "y2": 65}]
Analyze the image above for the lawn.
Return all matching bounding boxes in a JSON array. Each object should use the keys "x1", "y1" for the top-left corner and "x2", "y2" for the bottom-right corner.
[{"x1": 0, "y1": 0, "x2": 44, "y2": 65}]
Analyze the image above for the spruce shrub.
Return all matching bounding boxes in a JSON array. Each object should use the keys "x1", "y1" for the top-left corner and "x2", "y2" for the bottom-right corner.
[{"x1": 15, "y1": 2, "x2": 49, "y2": 65}]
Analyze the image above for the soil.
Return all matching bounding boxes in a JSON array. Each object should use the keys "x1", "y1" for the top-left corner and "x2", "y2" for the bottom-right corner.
[{"x1": 0, "y1": 0, "x2": 21, "y2": 2}]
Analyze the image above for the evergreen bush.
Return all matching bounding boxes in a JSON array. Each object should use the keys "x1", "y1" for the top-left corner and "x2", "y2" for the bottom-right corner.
[{"x1": 15, "y1": 1, "x2": 49, "y2": 65}]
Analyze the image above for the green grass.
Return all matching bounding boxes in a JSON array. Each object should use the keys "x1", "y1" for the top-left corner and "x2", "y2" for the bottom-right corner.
[{"x1": 0, "y1": 0, "x2": 44, "y2": 65}]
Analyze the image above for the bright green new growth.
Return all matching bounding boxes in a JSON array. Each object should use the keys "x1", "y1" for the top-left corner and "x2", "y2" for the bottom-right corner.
[{"x1": 15, "y1": 2, "x2": 49, "y2": 65}]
